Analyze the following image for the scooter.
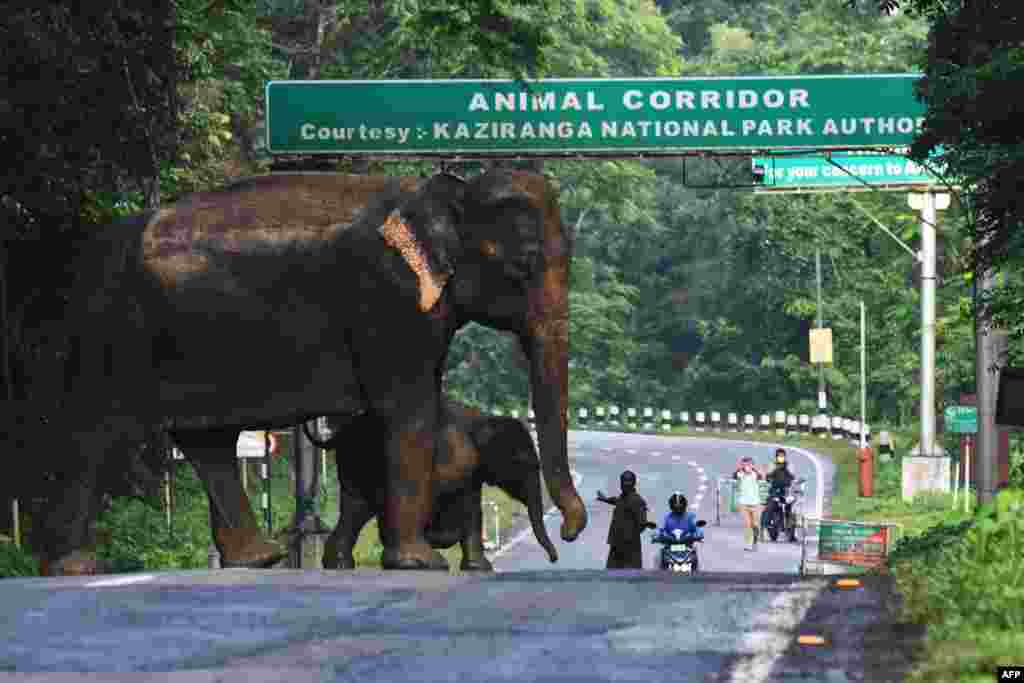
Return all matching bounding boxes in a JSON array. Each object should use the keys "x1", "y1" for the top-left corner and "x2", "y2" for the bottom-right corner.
[
  {"x1": 652, "y1": 520, "x2": 707, "y2": 573},
  {"x1": 762, "y1": 478, "x2": 806, "y2": 542}
]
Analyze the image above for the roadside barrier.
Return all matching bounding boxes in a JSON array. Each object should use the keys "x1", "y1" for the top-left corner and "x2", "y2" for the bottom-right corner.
[{"x1": 557, "y1": 405, "x2": 871, "y2": 446}]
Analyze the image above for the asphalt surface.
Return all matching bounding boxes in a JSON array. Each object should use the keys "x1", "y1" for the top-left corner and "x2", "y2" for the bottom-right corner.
[
  {"x1": 0, "y1": 430, "x2": 925, "y2": 682},
  {"x1": 492, "y1": 429, "x2": 833, "y2": 573}
]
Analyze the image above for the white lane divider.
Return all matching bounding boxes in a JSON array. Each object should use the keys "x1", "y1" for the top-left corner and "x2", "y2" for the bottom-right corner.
[
  {"x1": 672, "y1": 455, "x2": 681, "y2": 461},
  {"x1": 86, "y1": 574, "x2": 156, "y2": 588},
  {"x1": 651, "y1": 451, "x2": 662, "y2": 456},
  {"x1": 698, "y1": 484, "x2": 708, "y2": 491},
  {"x1": 688, "y1": 460, "x2": 698, "y2": 466},
  {"x1": 627, "y1": 449, "x2": 638, "y2": 455}
]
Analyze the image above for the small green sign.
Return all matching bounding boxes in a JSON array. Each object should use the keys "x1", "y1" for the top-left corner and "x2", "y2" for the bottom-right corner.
[
  {"x1": 944, "y1": 406, "x2": 977, "y2": 434},
  {"x1": 818, "y1": 521, "x2": 890, "y2": 567},
  {"x1": 751, "y1": 149, "x2": 941, "y2": 191},
  {"x1": 265, "y1": 74, "x2": 924, "y2": 156}
]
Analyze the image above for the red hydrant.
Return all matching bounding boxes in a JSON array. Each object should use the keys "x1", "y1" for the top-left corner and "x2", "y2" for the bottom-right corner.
[{"x1": 858, "y1": 447, "x2": 874, "y2": 497}]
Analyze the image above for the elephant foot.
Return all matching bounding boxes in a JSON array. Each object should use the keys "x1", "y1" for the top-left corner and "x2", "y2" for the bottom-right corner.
[
  {"x1": 459, "y1": 555, "x2": 493, "y2": 572},
  {"x1": 216, "y1": 528, "x2": 287, "y2": 569},
  {"x1": 381, "y1": 543, "x2": 449, "y2": 571},
  {"x1": 45, "y1": 550, "x2": 112, "y2": 576}
]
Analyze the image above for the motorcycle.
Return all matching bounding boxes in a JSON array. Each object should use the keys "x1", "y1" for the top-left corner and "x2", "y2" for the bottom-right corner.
[
  {"x1": 761, "y1": 478, "x2": 806, "y2": 543},
  {"x1": 652, "y1": 520, "x2": 707, "y2": 573}
]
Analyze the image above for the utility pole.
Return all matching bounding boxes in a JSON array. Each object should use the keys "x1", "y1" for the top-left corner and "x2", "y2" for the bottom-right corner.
[{"x1": 816, "y1": 248, "x2": 826, "y2": 411}]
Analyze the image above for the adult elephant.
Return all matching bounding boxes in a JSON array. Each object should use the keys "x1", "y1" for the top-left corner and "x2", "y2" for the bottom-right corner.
[
  {"x1": 38, "y1": 170, "x2": 585, "y2": 573},
  {"x1": 311, "y1": 401, "x2": 558, "y2": 572}
]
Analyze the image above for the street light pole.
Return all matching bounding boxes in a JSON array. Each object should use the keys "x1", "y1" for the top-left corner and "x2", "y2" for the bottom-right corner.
[
  {"x1": 816, "y1": 248, "x2": 826, "y2": 411},
  {"x1": 861, "y1": 300, "x2": 867, "y2": 450}
]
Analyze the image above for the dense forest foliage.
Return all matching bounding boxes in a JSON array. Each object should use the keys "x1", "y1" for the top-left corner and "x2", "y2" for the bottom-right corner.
[{"x1": 2, "y1": 0, "x2": 1022, "y2": 471}]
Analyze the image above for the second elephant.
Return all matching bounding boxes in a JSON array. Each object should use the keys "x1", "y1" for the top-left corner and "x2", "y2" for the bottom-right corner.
[{"x1": 317, "y1": 403, "x2": 558, "y2": 571}]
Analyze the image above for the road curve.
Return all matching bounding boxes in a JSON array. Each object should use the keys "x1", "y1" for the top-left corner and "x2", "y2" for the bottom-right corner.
[{"x1": 493, "y1": 430, "x2": 834, "y2": 574}]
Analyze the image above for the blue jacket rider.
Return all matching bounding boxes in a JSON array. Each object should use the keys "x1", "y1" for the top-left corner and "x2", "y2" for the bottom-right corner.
[{"x1": 659, "y1": 492, "x2": 703, "y2": 540}]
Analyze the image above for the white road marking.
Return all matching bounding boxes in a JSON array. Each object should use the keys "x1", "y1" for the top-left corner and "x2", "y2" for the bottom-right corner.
[
  {"x1": 603, "y1": 447, "x2": 613, "y2": 451},
  {"x1": 700, "y1": 474, "x2": 709, "y2": 482},
  {"x1": 698, "y1": 484, "x2": 708, "y2": 491},
  {"x1": 688, "y1": 460, "x2": 698, "y2": 466},
  {"x1": 672, "y1": 455, "x2": 681, "y2": 461},
  {"x1": 728, "y1": 581, "x2": 827, "y2": 683},
  {"x1": 696, "y1": 466, "x2": 705, "y2": 473},
  {"x1": 86, "y1": 574, "x2": 156, "y2": 588},
  {"x1": 627, "y1": 449, "x2": 638, "y2": 455},
  {"x1": 651, "y1": 451, "x2": 662, "y2": 456}
]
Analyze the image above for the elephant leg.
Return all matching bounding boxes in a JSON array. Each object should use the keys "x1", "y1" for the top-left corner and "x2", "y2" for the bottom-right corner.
[
  {"x1": 37, "y1": 414, "x2": 134, "y2": 575},
  {"x1": 174, "y1": 428, "x2": 285, "y2": 568},
  {"x1": 458, "y1": 486, "x2": 493, "y2": 572},
  {"x1": 378, "y1": 404, "x2": 448, "y2": 571},
  {"x1": 323, "y1": 486, "x2": 374, "y2": 570}
]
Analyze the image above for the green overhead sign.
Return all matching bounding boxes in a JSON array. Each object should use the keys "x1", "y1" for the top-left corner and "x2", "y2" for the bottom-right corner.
[
  {"x1": 265, "y1": 74, "x2": 925, "y2": 156},
  {"x1": 751, "y1": 149, "x2": 942, "y2": 191},
  {"x1": 944, "y1": 406, "x2": 977, "y2": 434}
]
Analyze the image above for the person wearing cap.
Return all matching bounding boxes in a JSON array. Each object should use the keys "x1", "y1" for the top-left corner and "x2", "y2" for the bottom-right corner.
[
  {"x1": 766, "y1": 448, "x2": 795, "y2": 490},
  {"x1": 597, "y1": 470, "x2": 657, "y2": 568},
  {"x1": 733, "y1": 455, "x2": 765, "y2": 551}
]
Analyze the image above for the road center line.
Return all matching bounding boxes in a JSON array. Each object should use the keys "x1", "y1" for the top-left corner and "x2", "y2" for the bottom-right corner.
[{"x1": 86, "y1": 574, "x2": 156, "y2": 588}]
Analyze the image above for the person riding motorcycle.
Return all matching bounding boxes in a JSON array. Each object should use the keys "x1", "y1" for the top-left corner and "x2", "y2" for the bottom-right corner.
[
  {"x1": 763, "y1": 449, "x2": 797, "y2": 537},
  {"x1": 766, "y1": 448, "x2": 795, "y2": 492},
  {"x1": 658, "y1": 492, "x2": 703, "y2": 541},
  {"x1": 597, "y1": 470, "x2": 657, "y2": 569}
]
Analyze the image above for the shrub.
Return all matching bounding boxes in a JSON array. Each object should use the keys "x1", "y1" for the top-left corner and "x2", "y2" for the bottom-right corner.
[
  {"x1": 892, "y1": 488, "x2": 1024, "y2": 634},
  {"x1": 0, "y1": 541, "x2": 40, "y2": 578}
]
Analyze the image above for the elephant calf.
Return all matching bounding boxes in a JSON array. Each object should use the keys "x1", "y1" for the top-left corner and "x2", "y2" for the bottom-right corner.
[{"x1": 320, "y1": 402, "x2": 558, "y2": 571}]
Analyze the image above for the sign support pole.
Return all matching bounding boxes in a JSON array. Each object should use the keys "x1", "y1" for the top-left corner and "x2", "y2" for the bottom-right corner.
[
  {"x1": 909, "y1": 191, "x2": 948, "y2": 461},
  {"x1": 918, "y1": 191, "x2": 937, "y2": 458}
]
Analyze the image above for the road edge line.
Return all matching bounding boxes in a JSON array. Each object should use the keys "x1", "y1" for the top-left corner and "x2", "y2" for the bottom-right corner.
[{"x1": 489, "y1": 469, "x2": 582, "y2": 562}]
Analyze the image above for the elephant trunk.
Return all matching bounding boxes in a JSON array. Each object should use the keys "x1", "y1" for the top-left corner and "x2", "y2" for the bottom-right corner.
[
  {"x1": 524, "y1": 477, "x2": 558, "y2": 563},
  {"x1": 527, "y1": 288, "x2": 586, "y2": 543}
]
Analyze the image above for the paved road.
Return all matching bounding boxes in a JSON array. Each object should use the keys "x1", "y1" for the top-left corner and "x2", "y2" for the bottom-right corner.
[
  {"x1": 0, "y1": 431, "x2": 924, "y2": 683},
  {"x1": 494, "y1": 430, "x2": 834, "y2": 574}
]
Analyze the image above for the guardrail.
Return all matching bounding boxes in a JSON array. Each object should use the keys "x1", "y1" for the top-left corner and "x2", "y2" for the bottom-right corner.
[
  {"x1": 563, "y1": 406, "x2": 871, "y2": 445},
  {"x1": 474, "y1": 405, "x2": 872, "y2": 445}
]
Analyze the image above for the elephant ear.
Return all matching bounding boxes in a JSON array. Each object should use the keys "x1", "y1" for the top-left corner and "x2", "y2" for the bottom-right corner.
[{"x1": 377, "y1": 174, "x2": 465, "y2": 312}]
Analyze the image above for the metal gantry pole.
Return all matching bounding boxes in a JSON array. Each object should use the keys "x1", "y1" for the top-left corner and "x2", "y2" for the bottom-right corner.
[{"x1": 919, "y1": 191, "x2": 937, "y2": 459}]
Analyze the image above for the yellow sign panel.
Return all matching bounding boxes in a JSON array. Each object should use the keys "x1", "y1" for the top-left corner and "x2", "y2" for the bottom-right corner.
[{"x1": 809, "y1": 328, "x2": 833, "y2": 364}]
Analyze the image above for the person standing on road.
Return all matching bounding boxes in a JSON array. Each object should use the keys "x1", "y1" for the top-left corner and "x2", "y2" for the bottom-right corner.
[
  {"x1": 597, "y1": 470, "x2": 657, "y2": 569},
  {"x1": 733, "y1": 456, "x2": 765, "y2": 551}
]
